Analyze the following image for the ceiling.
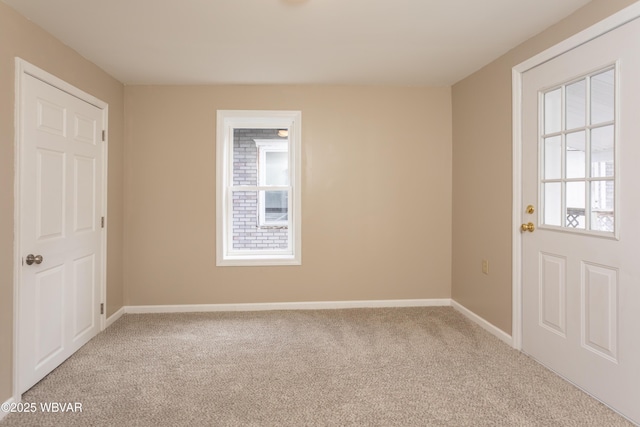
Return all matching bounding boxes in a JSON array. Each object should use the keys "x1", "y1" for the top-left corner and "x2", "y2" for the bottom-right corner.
[{"x1": 3, "y1": 0, "x2": 592, "y2": 86}]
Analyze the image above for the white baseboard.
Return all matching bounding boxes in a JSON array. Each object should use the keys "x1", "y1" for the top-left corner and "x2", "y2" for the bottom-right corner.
[
  {"x1": 105, "y1": 306, "x2": 125, "y2": 328},
  {"x1": 0, "y1": 396, "x2": 16, "y2": 421},
  {"x1": 124, "y1": 298, "x2": 452, "y2": 314},
  {"x1": 451, "y1": 300, "x2": 513, "y2": 347}
]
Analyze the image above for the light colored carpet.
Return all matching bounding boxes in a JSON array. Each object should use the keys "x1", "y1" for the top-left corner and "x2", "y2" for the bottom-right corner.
[{"x1": 1, "y1": 307, "x2": 632, "y2": 426}]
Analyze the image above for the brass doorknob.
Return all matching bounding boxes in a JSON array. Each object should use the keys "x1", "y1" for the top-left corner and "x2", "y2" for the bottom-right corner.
[{"x1": 521, "y1": 223, "x2": 535, "y2": 233}]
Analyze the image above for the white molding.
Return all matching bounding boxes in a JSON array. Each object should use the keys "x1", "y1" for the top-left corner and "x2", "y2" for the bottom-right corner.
[
  {"x1": 0, "y1": 396, "x2": 16, "y2": 421},
  {"x1": 12, "y1": 58, "x2": 109, "y2": 403},
  {"x1": 451, "y1": 300, "x2": 513, "y2": 346},
  {"x1": 16, "y1": 59, "x2": 107, "y2": 109},
  {"x1": 124, "y1": 299, "x2": 452, "y2": 314},
  {"x1": 12, "y1": 57, "x2": 24, "y2": 416},
  {"x1": 512, "y1": 66, "x2": 524, "y2": 351},
  {"x1": 100, "y1": 103, "x2": 109, "y2": 332},
  {"x1": 514, "y1": 3, "x2": 640, "y2": 75},
  {"x1": 511, "y1": 3, "x2": 640, "y2": 352},
  {"x1": 105, "y1": 307, "x2": 125, "y2": 328}
]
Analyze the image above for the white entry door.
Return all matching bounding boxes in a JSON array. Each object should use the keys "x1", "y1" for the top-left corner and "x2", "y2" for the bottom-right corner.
[
  {"x1": 521, "y1": 17, "x2": 640, "y2": 424},
  {"x1": 18, "y1": 71, "x2": 105, "y2": 393}
]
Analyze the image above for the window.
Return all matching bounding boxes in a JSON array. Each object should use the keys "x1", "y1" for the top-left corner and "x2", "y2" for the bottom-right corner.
[
  {"x1": 255, "y1": 140, "x2": 288, "y2": 227},
  {"x1": 540, "y1": 67, "x2": 616, "y2": 235},
  {"x1": 216, "y1": 111, "x2": 301, "y2": 266}
]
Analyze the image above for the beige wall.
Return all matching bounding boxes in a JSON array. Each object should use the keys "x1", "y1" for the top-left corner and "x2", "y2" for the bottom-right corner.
[
  {"x1": 451, "y1": 0, "x2": 638, "y2": 333},
  {"x1": 0, "y1": 3, "x2": 125, "y2": 402},
  {"x1": 124, "y1": 86, "x2": 452, "y2": 306}
]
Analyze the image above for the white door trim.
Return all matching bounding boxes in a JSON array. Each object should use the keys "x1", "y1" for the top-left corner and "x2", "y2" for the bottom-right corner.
[
  {"x1": 512, "y1": 3, "x2": 640, "y2": 351},
  {"x1": 12, "y1": 58, "x2": 109, "y2": 403}
]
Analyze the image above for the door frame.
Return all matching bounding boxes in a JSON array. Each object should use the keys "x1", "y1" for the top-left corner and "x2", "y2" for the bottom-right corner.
[
  {"x1": 511, "y1": 3, "x2": 640, "y2": 351},
  {"x1": 12, "y1": 58, "x2": 109, "y2": 402}
]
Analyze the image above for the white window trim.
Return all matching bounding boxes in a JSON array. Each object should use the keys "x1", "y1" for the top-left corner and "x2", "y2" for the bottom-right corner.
[
  {"x1": 216, "y1": 110, "x2": 302, "y2": 266},
  {"x1": 255, "y1": 139, "x2": 289, "y2": 228}
]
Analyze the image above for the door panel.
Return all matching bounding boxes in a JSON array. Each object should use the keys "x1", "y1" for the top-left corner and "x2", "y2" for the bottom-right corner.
[
  {"x1": 19, "y1": 73, "x2": 104, "y2": 393},
  {"x1": 521, "y1": 17, "x2": 640, "y2": 424},
  {"x1": 539, "y1": 252, "x2": 566, "y2": 336},
  {"x1": 73, "y1": 254, "x2": 96, "y2": 339},
  {"x1": 74, "y1": 156, "x2": 96, "y2": 232},
  {"x1": 581, "y1": 262, "x2": 617, "y2": 361},
  {"x1": 34, "y1": 265, "x2": 65, "y2": 367},
  {"x1": 74, "y1": 113, "x2": 97, "y2": 144},
  {"x1": 36, "y1": 98, "x2": 66, "y2": 136},
  {"x1": 37, "y1": 149, "x2": 66, "y2": 239}
]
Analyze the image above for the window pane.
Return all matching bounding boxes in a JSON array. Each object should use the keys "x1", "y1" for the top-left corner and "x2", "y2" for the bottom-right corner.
[
  {"x1": 591, "y1": 181, "x2": 614, "y2": 232},
  {"x1": 232, "y1": 190, "x2": 289, "y2": 250},
  {"x1": 544, "y1": 88, "x2": 562, "y2": 134},
  {"x1": 232, "y1": 190, "x2": 258, "y2": 249},
  {"x1": 566, "y1": 182, "x2": 586, "y2": 229},
  {"x1": 544, "y1": 183, "x2": 562, "y2": 226},
  {"x1": 265, "y1": 151, "x2": 289, "y2": 185},
  {"x1": 544, "y1": 136, "x2": 562, "y2": 179},
  {"x1": 566, "y1": 131, "x2": 586, "y2": 179},
  {"x1": 233, "y1": 129, "x2": 259, "y2": 186},
  {"x1": 536, "y1": 68, "x2": 616, "y2": 236},
  {"x1": 566, "y1": 79, "x2": 586, "y2": 130},
  {"x1": 591, "y1": 125, "x2": 614, "y2": 178},
  {"x1": 263, "y1": 190, "x2": 288, "y2": 223},
  {"x1": 591, "y1": 69, "x2": 614, "y2": 125}
]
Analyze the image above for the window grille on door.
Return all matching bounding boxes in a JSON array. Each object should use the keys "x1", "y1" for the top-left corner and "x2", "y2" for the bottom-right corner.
[{"x1": 540, "y1": 66, "x2": 616, "y2": 235}]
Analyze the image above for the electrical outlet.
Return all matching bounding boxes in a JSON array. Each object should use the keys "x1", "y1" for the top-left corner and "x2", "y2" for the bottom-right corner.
[{"x1": 482, "y1": 259, "x2": 489, "y2": 275}]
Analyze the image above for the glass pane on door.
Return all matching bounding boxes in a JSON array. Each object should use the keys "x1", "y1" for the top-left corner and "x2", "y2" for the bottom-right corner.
[
  {"x1": 591, "y1": 181, "x2": 614, "y2": 232},
  {"x1": 540, "y1": 66, "x2": 616, "y2": 234},
  {"x1": 566, "y1": 182, "x2": 586, "y2": 229},
  {"x1": 544, "y1": 88, "x2": 562, "y2": 134},
  {"x1": 544, "y1": 183, "x2": 562, "y2": 226},
  {"x1": 544, "y1": 136, "x2": 562, "y2": 179},
  {"x1": 566, "y1": 79, "x2": 586, "y2": 130},
  {"x1": 591, "y1": 126, "x2": 614, "y2": 178},
  {"x1": 566, "y1": 131, "x2": 586, "y2": 179},
  {"x1": 591, "y1": 69, "x2": 615, "y2": 125}
]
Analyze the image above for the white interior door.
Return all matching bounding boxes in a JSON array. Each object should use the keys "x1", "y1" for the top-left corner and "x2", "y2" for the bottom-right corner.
[
  {"x1": 521, "y1": 17, "x2": 640, "y2": 424},
  {"x1": 18, "y1": 72, "x2": 105, "y2": 393}
]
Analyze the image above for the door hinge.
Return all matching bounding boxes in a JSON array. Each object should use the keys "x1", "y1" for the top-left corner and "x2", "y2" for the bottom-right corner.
[
  {"x1": 100, "y1": 303, "x2": 104, "y2": 315},
  {"x1": 102, "y1": 130, "x2": 106, "y2": 141},
  {"x1": 101, "y1": 217, "x2": 105, "y2": 228}
]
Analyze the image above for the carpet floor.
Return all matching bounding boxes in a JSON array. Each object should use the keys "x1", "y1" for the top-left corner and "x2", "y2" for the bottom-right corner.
[{"x1": 1, "y1": 307, "x2": 633, "y2": 426}]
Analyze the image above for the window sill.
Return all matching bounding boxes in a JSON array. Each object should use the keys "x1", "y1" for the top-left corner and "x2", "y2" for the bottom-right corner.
[{"x1": 217, "y1": 254, "x2": 301, "y2": 267}]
